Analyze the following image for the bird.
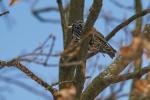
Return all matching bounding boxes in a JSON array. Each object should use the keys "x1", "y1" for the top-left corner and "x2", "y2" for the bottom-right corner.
[{"x1": 71, "y1": 20, "x2": 116, "y2": 59}]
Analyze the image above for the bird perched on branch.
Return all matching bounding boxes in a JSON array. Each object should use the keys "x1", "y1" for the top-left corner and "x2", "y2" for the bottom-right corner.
[{"x1": 71, "y1": 20, "x2": 116, "y2": 58}]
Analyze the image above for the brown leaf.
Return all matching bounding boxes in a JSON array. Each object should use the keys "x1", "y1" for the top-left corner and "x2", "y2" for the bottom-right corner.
[
  {"x1": 135, "y1": 80, "x2": 150, "y2": 96},
  {"x1": 120, "y1": 36, "x2": 142, "y2": 57},
  {"x1": 55, "y1": 85, "x2": 76, "y2": 100}
]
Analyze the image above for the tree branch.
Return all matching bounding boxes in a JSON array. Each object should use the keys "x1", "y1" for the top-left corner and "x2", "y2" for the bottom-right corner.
[
  {"x1": 107, "y1": 65, "x2": 150, "y2": 83},
  {"x1": 106, "y1": 8, "x2": 150, "y2": 41},
  {"x1": 0, "y1": 10, "x2": 9, "y2": 16},
  {"x1": 74, "y1": 0, "x2": 103, "y2": 99},
  {"x1": 129, "y1": 1, "x2": 143, "y2": 99},
  {"x1": 81, "y1": 56, "x2": 133, "y2": 100},
  {"x1": 32, "y1": 7, "x2": 60, "y2": 23},
  {"x1": 59, "y1": 0, "x2": 85, "y2": 92},
  {"x1": 57, "y1": 0, "x2": 67, "y2": 47},
  {"x1": 84, "y1": 0, "x2": 103, "y2": 34},
  {"x1": 0, "y1": 60, "x2": 58, "y2": 98},
  {"x1": 135, "y1": 0, "x2": 143, "y2": 32},
  {"x1": 65, "y1": 0, "x2": 85, "y2": 46},
  {"x1": 81, "y1": 65, "x2": 150, "y2": 100}
]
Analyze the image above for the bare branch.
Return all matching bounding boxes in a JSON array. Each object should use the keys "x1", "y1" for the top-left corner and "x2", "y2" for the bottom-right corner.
[
  {"x1": 81, "y1": 56, "x2": 133, "y2": 100},
  {"x1": 32, "y1": 7, "x2": 60, "y2": 23},
  {"x1": 106, "y1": 8, "x2": 150, "y2": 41},
  {"x1": 0, "y1": 60, "x2": 58, "y2": 98},
  {"x1": 15, "y1": 34, "x2": 60, "y2": 67},
  {"x1": 134, "y1": 0, "x2": 143, "y2": 32},
  {"x1": 0, "y1": 10, "x2": 9, "y2": 16},
  {"x1": 57, "y1": 0, "x2": 67, "y2": 46},
  {"x1": 78, "y1": 0, "x2": 103, "y2": 59},
  {"x1": 44, "y1": 36, "x2": 56, "y2": 65},
  {"x1": 129, "y1": 1, "x2": 143, "y2": 99},
  {"x1": 105, "y1": 65, "x2": 150, "y2": 83},
  {"x1": 59, "y1": 1, "x2": 85, "y2": 98},
  {"x1": 84, "y1": 0, "x2": 103, "y2": 34}
]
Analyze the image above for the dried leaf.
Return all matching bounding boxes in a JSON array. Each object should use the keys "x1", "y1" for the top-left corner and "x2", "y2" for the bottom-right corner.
[
  {"x1": 120, "y1": 36, "x2": 142, "y2": 57},
  {"x1": 55, "y1": 85, "x2": 76, "y2": 100},
  {"x1": 135, "y1": 80, "x2": 150, "y2": 96}
]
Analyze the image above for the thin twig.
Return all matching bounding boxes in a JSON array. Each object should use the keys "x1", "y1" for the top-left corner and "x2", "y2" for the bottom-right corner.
[
  {"x1": 32, "y1": 7, "x2": 60, "y2": 23},
  {"x1": 44, "y1": 36, "x2": 55, "y2": 65},
  {"x1": 0, "y1": 10, "x2": 9, "y2": 16},
  {"x1": 57, "y1": 0, "x2": 67, "y2": 46}
]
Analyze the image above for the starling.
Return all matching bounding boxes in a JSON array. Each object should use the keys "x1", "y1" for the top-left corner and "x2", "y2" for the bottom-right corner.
[{"x1": 71, "y1": 20, "x2": 116, "y2": 58}]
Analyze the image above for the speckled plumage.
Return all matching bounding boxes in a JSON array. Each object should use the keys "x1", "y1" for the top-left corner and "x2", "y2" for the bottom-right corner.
[{"x1": 71, "y1": 20, "x2": 116, "y2": 58}]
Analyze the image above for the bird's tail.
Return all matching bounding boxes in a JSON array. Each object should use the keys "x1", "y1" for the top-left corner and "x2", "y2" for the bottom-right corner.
[{"x1": 100, "y1": 43, "x2": 116, "y2": 58}]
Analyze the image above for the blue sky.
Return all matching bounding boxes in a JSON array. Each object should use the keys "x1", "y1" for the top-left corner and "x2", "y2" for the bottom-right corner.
[{"x1": 0, "y1": 0, "x2": 149, "y2": 100}]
